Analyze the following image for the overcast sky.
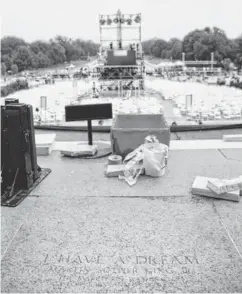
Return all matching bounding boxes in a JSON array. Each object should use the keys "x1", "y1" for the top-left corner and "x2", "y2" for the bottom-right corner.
[{"x1": 1, "y1": 0, "x2": 242, "y2": 42}]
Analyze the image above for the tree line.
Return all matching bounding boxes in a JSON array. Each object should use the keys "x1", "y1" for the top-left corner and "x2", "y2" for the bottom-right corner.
[
  {"x1": 1, "y1": 36, "x2": 99, "y2": 75},
  {"x1": 1, "y1": 27, "x2": 242, "y2": 75},
  {"x1": 142, "y1": 27, "x2": 242, "y2": 70}
]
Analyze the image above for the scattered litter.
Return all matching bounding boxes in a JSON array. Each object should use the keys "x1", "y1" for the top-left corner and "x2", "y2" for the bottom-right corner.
[
  {"x1": 119, "y1": 151, "x2": 144, "y2": 186},
  {"x1": 116, "y1": 135, "x2": 168, "y2": 186},
  {"x1": 108, "y1": 155, "x2": 122, "y2": 165},
  {"x1": 207, "y1": 176, "x2": 242, "y2": 194},
  {"x1": 191, "y1": 176, "x2": 240, "y2": 202},
  {"x1": 60, "y1": 144, "x2": 97, "y2": 157},
  {"x1": 144, "y1": 135, "x2": 159, "y2": 143},
  {"x1": 143, "y1": 142, "x2": 168, "y2": 177}
]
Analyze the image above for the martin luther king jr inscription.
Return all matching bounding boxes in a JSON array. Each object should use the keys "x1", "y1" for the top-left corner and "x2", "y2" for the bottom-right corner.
[{"x1": 42, "y1": 253, "x2": 199, "y2": 281}]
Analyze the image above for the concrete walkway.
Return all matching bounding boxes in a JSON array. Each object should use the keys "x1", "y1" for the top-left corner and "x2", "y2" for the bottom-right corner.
[
  {"x1": 35, "y1": 128, "x2": 242, "y2": 141},
  {"x1": 52, "y1": 139, "x2": 242, "y2": 151},
  {"x1": 1, "y1": 147, "x2": 242, "y2": 293}
]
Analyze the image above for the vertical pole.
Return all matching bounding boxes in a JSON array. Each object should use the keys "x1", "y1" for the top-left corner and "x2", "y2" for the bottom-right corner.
[
  {"x1": 44, "y1": 97, "x2": 47, "y2": 124},
  {"x1": 139, "y1": 16, "x2": 141, "y2": 43},
  {"x1": 117, "y1": 10, "x2": 122, "y2": 49},
  {"x1": 87, "y1": 120, "x2": 93, "y2": 145},
  {"x1": 121, "y1": 79, "x2": 123, "y2": 97},
  {"x1": 54, "y1": 101, "x2": 57, "y2": 124},
  {"x1": 40, "y1": 108, "x2": 42, "y2": 125},
  {"x1": 211, "y1": 52, "x2": 214, "y2": 72},
  {"x1": 182, "y1": 52, "x2": 185, "y2": 73},
  {"x1": 99, "y1": 15, "x2": 102, "y2": 47}
]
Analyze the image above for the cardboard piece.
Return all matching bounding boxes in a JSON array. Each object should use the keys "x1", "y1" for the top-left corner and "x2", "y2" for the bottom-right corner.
[
  {"x1": 36, "y1": 145, "x2": 53, "y2": 156},
  {"x1": 111, "y1": 114, "x2": 170, "y2": 158},
  {"x1": 35, "y1": 133, "x2": 56, "y2": 156},
  {"x1": 35, "y1": 133, "x2": 56, "y2": 146},
  {"x1": 191, "y1": 176, "x2": 240, "y2": 202},
  {"x1": 60, "y1": 144, "x2": 97, "y2": 157},
  {"x1": 207, "y1": 176, "x2": 242, "y2": 194}
]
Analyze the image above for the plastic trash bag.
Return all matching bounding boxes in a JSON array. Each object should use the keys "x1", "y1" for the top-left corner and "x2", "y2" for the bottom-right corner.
[
  {"x1": 144, "y1": 135, "x2": 159, "y2": 144},
  {"x1": 119, "y1": 135, "x2": 169, "y2": 186},
  {"x1": 143, "y1": 142, "x2": 168, "y2": 177},
  {"x1": 119, "y1": 145, "x2": 144, "y2": 186}
]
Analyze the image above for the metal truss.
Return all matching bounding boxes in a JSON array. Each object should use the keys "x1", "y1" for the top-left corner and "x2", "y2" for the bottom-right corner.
[{"x1": 98, "y1": 66, "x2": 144, "y2": 80}]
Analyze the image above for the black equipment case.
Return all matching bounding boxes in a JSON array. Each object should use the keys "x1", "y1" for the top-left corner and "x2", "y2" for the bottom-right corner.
[
  {"x1": 1, "y1": 103, "x2": 38, "y2": 193},
  {"x1": 5, "y1": 98, "x2": 19, "y2": 105}
]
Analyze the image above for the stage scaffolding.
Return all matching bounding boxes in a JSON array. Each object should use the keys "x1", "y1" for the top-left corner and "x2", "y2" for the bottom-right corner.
[{"x1": 93, "y1": 9, "x2": 145, "y2": 97}]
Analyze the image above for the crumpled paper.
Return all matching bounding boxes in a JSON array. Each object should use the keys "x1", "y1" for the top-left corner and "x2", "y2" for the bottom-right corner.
[{"x1": 144, "y1": 135, "x2": 159, "y2": 143}]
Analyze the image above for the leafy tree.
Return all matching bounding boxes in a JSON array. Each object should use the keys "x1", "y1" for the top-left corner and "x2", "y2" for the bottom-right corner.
[
  {"x1": 55, "y1": 36, "x2": 73, "y2": 61},
  {"x1": 1, "y1": 55, "x2": 12, "y2": 70},
  {"x1": 234, "y1": 36, "x2": 242, "y2": 69},
  {"x1": 168, "y1": 38, "x2": 182, "y2": 59},
  {"x1": 193, "y1": 41, "x2": 208, "y2": 60},
  {"x1": 1, "y1": 62, "x2": 6, "y2": 75},
  {"x1": 3, "y1": 27, "x2": 240, "y2": 73},
  {"x1": 142, "y1": 40, "x2": 152, "y2": 55},
  {"x1": 30, "y1": 53, "x2": 39, "y2": 69},
  {"x1": 182, "y1": 29, "x2": 203, "y2": 60},
  {"x1": 142, "y1": 26, "x2": 241, "y2": 66},
  {"x1": 1, "y1": 36, "x2": 26, "y2": 56},
  {"x1": 147, "y1": 38, "x2": 168, "y2": 58},
  {"x1": 11, "y1": 64, "x2": 18, "y2": 74},
  {"x1": 37, "y1": 52, "x2": 51, "y2": 68},
  {"x1": 1, "y1": 35, "x2": 99, "y2": 72},
  {"x1": 12, "y1": 46, "x2": 33, "y2": 71},
  {"x1": 48, "y1": 42, "x2": 66, "y2": 64}
]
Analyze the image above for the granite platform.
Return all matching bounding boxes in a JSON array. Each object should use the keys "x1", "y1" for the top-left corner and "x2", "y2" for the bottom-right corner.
[{"x1": 1, "y1": 147, "x2": 242, "y2": 293}]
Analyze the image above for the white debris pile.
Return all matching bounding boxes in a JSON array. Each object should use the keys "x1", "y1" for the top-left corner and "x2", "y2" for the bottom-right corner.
[
  {"x1": 120, "y1": 136, "x2": 168, "y2": 186},
  {"x1": 191, "y1": 176, "x2": 242, "y2": 202},
  {"x1": 207, "y1": 176, "x2": 242, "y2": 194}
]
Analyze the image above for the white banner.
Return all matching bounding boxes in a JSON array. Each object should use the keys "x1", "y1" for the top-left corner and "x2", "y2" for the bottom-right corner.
[
  {"x1": 186, "y1": 94, "x2": 193, "y2": 111},
  {"x1": 40, "y1": 96, "x2": 47, "y2": 109},
  {"x1": 114, "y1": 50, "x2": 128, "y2": 56}
]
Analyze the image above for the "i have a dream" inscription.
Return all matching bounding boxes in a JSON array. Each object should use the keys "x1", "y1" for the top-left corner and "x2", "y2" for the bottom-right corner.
[{"x1": 42, "y1": 253, "x2": 200, "y2": 280}]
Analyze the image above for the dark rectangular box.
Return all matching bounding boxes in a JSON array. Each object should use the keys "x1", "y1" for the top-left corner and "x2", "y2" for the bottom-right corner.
[
  {"x1": 111, "y1": 114, "x2": 170, "y2": 158},
  {"x1": 107, "y1": 50, "x2": 136, "y2": 66},
  {"x1": 65, "y1": 103, "x2": 113, "y2": 121},
  {"x1": 5, "y1": 98, "x2": 19, "y2": 105},
  {"x1": 1, "y1": 103, "x2": 38, "y2": 192}
]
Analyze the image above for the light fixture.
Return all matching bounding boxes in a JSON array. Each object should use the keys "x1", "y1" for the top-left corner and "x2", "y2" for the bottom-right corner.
[
  {"x1": 113, "y1": 16, "x2": 119, "y2": 24},
  {"x1": 107, "y1": 17, "x2": 112, "y2": 25},
  {"x1": 134, "y1": 14, "x2": 141, "y2": 23},
  {"x1": 100, "y1": 16, "x2": 105, "y2": 25},
  {"x1": 126, "y1": 15, "x2": 132, "y2": 25},
  {"x1": 120, "y1": 15, "x2": 125, "y2": 24}
]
